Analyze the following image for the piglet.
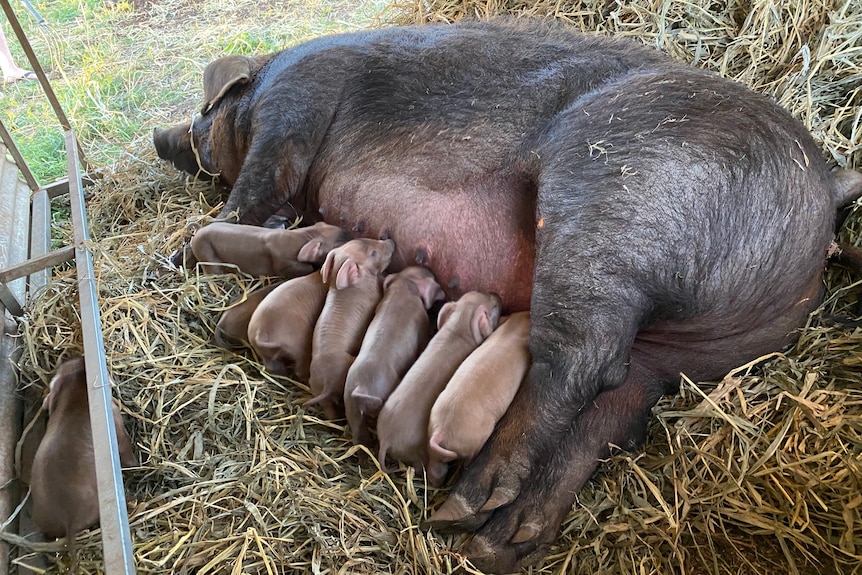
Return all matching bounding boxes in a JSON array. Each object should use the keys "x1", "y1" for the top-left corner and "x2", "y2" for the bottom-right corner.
[
  {"x1": 306, "y1": 238, "x2": 396, "y2": 419},
  {"x1": 190, "y1": 221, "x2": 347, "y2": 276},
  {"x1": 343, "y1": 266, "x2": 445, "y2": 447},
  {"x1": 213, "y1": 281, "x2": 283, "y2": 350},
  {"x1": 426, "y1": 311, "x2": 531, "y2": 486},
  {"x1": 376, "y1": 291, "x2": 501, "y2": 474},
  {"x1": 29, "y1": 356, "x2": 137, "y2": 570},
  {"x1": 246, "y1": 271, "x2": 328, "y2": 380}
]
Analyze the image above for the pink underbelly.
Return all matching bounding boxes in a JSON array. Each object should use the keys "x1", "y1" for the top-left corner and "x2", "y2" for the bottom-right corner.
[{"x1": 316, "y1": 175, "x2": 536, "y2": 313}]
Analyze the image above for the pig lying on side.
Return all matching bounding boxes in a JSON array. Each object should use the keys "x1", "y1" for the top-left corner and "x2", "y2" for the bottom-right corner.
[
  {"x1": 214, "y1": 281, "x2": 284, "y2": 350},
  {"x1": 247, "y1": 271, "x2": 329, "y2": 380},
  {"x1": 155, "y1": 19, "x2": 862, "y2": 571},
  {"x1": 376, "y1": 291, "x2": 501, "y2": 474},
  {"x1": 426, "y1": 311, "x2": 531, "y2": 486},
  {"x1": 190, "y1": 221, "x2": 346, "y2": 276},
  {"x1": 344, "y1": 266, "x2": 445, "y2": 447},
  {"x1": 29, "y1": 356, "x2": 137, "y2": 570},
  {"x1": 306, "y1": 238, "x2": 396, "y2": 419}
]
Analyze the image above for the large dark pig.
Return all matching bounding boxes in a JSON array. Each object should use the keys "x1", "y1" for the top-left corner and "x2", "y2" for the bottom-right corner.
[{"x1": 153, "y1": 18, "x2": 862, "y2": 573}]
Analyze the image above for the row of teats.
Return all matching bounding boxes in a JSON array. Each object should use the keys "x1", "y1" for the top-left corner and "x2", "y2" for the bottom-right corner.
[{"x1": 194, "y1": 220, "x2": 531, "y2": 486}]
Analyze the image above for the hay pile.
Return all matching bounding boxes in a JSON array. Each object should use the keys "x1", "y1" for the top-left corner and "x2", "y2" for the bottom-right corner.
[{"x1": 8, "y1": 1, "x2": 862, "y2": 574}]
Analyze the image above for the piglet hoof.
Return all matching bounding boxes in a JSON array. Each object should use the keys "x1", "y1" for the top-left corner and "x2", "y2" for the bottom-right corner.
[
  {"x1": 303, "y1": 394, "x2": 345, "y2": 420},
  {"x1": 170, "y1": 243, "x2": 195, "y2": 269},
  {"x1": 149, "y1": 244, "x2": 196, "y2": 280}
]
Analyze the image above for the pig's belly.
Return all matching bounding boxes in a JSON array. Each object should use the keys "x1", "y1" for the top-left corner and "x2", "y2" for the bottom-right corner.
[{"x1": 316, "y1": 173, "x2": 536, "y2": 313}]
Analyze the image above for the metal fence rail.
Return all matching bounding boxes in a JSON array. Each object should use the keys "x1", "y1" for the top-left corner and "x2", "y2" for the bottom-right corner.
[
  {"x1": 66, "y1": 130, "x2": 136, "y2": 573},
  {"x1": 0, "y1": 0, "x2": 136, "y2": 570}
]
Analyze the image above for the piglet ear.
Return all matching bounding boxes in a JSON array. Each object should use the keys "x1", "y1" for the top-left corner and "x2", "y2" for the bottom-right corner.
[
  {"x1": 112, "y1": 401, "x2": 139, "y2": 468},
  {"x1": 470, "y1": 306, "x2": 495, "y2": 344},
  {"x1": 436, "y1": 302, "x2": 457, "y2": 330},
  {"x1": 419, "y1": 279, "x2": 446, "y2": 310},
  {"x1": 201, "y1": 55, "x2": 255, "y2": 115},
  {"x1": 297, "y1": 239, "x2": 323, "y2": 263},
  {"x1": 321, "y1": 250, "x2": 336, "y2": 284},
  {"x1": 44, "y1": 373, "x2": 64, "y2": 415},
  {"x1": 336, "y1": 260, "x2": 362, "y2": 289},
  {"x1": 383, "y1": 274, "x2": 397, "y2": 291}
]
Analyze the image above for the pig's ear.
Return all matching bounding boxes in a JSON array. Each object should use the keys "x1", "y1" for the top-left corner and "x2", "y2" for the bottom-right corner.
[
  {"x1": 436, "y1": 302, "x2": 457, "y2": 330},
  {"x1": 383, "y1": 273, "x2": 397, "y2": 291},
  {"x1": 297, "y1": 240, "x2": 323, "y2": 263},
  {"x1": 320, "y1": 250, "x2": 336, "y2": 284},
  {"x1": 43, "y1": 372, "x2": 64, "y2": 415},
  {"x1": 419, "y1": 279, "x2": 446, "y2": 310},
  {"x1": 336, "y1": 260, "x2": 362, "y2": 289},
  {"x1": 112, "y1": 401, "x2": 139, "y2": 467},
  {"x1": 201, "y1": 55, "x2": 255, "y2": 115},
  {"x1": 470, "y1": 305, "x2": 495, "y2": 344}
]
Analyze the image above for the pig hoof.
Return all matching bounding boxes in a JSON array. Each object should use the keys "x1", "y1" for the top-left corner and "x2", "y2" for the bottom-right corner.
[
  {"x1": 464, "y1": 535, "x2": 520, "y2": 574},
  {"x1": 423, "y1": 494, "x2": 483, "y2": 531},
  {"x1": 510, "y1": 521, "x2": 543, "y2": 544},
  {"x1": 478, "y1": 486, "x2": 517, "y2": 512},
  {"x1": 463, "y1": 517, "x2": 554, "y2": 573},
  {"x1": 425, "y1": 495, "x2": 473, "y2": 527}
]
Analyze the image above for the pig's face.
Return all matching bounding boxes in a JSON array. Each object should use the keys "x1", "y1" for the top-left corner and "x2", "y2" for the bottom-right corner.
[
  {"x1": 384, "y1": 266, "x2": 446, "y2": 310},
  {"x1": 438, "y1": 291, "x2": 502, "y2": 345},
  {"x1": 153, "y1": 54, "x2": 259, "y2": 185},
  {"x1": 321, "y1": 239, "x2": 397, "y2": 289}
]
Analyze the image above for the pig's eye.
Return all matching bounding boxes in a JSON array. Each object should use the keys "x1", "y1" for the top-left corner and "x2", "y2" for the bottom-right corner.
[{"x1": 371, "y1": 250, "x2": 378, "y2": 258}]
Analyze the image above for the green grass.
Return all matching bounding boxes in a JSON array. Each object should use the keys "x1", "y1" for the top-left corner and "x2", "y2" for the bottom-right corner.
[{"x1": 1, "y1": 0, "x2": 389, "y2": 183}]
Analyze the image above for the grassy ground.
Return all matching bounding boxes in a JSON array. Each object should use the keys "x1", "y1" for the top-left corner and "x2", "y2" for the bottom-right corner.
[{"x1": 1, "y1": 0, "x2": 389, "y2": 184}]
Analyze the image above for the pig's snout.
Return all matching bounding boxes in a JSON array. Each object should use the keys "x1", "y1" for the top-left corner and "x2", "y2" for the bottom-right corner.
[{"x1": 153, "y1": 124, "x2": 214, "y2": 181}]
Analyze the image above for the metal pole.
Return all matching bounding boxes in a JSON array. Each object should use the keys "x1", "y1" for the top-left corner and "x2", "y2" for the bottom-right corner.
[
  {"x1": 17, "y1": 0, "x2": 44, "y2": 27},
  {"x1": 66, "y1": 130, "x2": 136, "y2": 574},
  {"x1": 0, "y1": 0, "x2": 89, "y2": 169}
]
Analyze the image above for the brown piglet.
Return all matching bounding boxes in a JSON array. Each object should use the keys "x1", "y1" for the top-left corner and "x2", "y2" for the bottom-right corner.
[
  {"x1": 214, "y1": 281, "x2": 284, "y2": 350},
  {"x1": 376, "y1": 291, "x2": 501, "y2": 474},
  {"x1": 190, "y1": 221, "x2": 346, "y2": 276},
  {"x1": 306, "y1": 238, "x2": 396, "y2": 419},
  {"x1": 246, "y1": 271, "x2": 329, "y2": 380},
  {"x1": 343, "y1": 266, "x2": 445, "y2": 447},
  {"x1": 29, "y1": 356, "x2": 138, "y2": 571},
  {"x1": 426, "y1": 311, "x2": 531, "y2": 486}
]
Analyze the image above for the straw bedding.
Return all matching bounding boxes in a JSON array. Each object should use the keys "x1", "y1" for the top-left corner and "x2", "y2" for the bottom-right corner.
[{"x1": 8, "y1": 0, "x2": 862, "y2": 573}]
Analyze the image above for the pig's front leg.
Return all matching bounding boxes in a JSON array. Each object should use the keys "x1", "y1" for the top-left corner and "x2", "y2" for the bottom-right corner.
[
  {"x1": 219, "y1": 133, "x2": 316, "y2": 227},
  {"x1": 420, "y1": 213, "x2": 654, "y2": 571}
]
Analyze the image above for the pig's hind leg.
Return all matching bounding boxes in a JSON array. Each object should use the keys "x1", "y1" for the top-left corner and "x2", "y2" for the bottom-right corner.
[
  {"x1": 442, "y1": 359, "x2": 666, "y2": 572},
  {"x1": 426, "y1": 71, "x2": 835, "y2": 572},
  {"x1": 423, "y1": 218, "x2": 656, "y2": 529}
]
